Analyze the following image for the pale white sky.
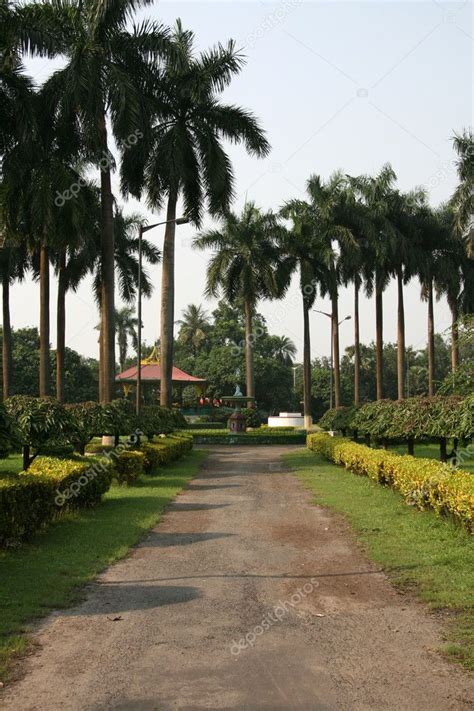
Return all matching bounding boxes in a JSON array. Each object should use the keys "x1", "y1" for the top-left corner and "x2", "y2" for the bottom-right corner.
[{"x1": 14, "y1": 0, "x2": 473, "y2": 361}]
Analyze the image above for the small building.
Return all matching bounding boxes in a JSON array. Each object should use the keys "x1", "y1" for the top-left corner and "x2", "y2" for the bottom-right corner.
[{"x1": 116, "y1": 348, "x2": 206, "y2": 405}]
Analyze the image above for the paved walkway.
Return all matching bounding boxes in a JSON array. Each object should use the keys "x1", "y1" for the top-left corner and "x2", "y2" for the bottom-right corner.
[{"x1": 2, "y1": 446, "x2": 473, "y2": 710}]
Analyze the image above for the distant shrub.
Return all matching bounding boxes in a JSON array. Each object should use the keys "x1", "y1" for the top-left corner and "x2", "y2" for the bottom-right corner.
[{"x1": 241, "y1": 408, "x2": 262, "y2": 428}]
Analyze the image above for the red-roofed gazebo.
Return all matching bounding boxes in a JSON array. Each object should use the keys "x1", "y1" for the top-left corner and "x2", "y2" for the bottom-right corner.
[{"x1": 116, "y1": 347, "x2": 206, "y2": 405}]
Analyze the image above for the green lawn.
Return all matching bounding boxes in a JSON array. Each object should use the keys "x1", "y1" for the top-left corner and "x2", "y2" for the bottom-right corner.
[
  {"x1": 0, "y1": 454, "x2": 23, "y2": 478},
  {"x1": 387, "y1": 442, "x2": 474, "y2": 474},
  {"x1": 284, "y1": 449, "x2": 474, "y2": 670},
  {"x1": 0, "y1": 449, "x2": 206, "y2": 682}
]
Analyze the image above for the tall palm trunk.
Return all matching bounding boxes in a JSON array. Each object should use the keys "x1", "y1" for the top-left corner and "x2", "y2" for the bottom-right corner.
[
  {"x1": 396, "y1": 267, "x2": 405, "y2": 400},
  {"x1": 56, "y1": 251, "x2": 67, "y2": 402},
  {"x1": 449, "y1": 297, "x2": 459, "y2": 372},
  {"x1": 99, "y1": 114, "x2": 116, "y2": 403},
  {"x1": 353, "y1": 280, "x2": 360, "y2": 406},
  {"x1": 375, "y1": 273, "x2": 383, "y2": 400},
  {"x1": 302, "y1": 298, "x2": 312, "y2": 430},
  {"x1": 2, "y1": 270, "x2": 12, "y2": 400},
  {"x1": 331, "y1": 290, "x2": 341, "y2": 408},
  {"x1": 98, "y1": 322, "x2": 104, "y2": 401},
  {"x1": 244, "y1": 298, "x2": 255, "y2": 407},
  {"x1": 160, "y1": 192, "x2": 177, "y2": 409},
  {"x1": 39, "y1": 244, "x2": 50, "y2": 397},
  {"x1": 427, "y1": 278, "x2": 435, "y2": 397}
]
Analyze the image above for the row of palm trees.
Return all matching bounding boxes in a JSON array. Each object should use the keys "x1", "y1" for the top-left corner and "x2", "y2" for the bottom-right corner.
[
  {"x1": 194, "y1": 140, "x2": 472, "y2": 426},
  {"x1": 1, "y1": 2, "x2": 471, "y2": 415},
  {"x1": 1, "y1": 1, "x2": 268, "y2": 405}
]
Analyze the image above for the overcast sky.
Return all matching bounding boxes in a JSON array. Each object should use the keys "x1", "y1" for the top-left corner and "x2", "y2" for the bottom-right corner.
[{"x1": 16, "y1": 0, "x2": 473, "y2": 363}]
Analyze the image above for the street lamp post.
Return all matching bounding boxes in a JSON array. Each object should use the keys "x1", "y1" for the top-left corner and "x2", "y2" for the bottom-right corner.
[
  {"x1": 136, "y1": 216, "x2": 189, "y2": 417},
  {"x1": 313, "y1": 309, "x2": 351, "y2": 410}
]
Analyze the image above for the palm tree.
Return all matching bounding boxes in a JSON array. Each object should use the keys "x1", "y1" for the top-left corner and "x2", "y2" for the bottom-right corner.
[
  {"x1": 451, "y1": 129, "x2": 473, "y2": 256},
  {"x1": 305, "y1": 173, "x2": 358, "y2": 409},
  {"x1": 417, "y1": 205, "x2": 448, "y2": 397},
  {"x1": 349, "y1": 165, "x2": 397, "y2": 400},
  {"x1": 115, "y1": 306, "x2": 138, "y2": 372},
  {"x1": 43, "y1": 0, "x2": 171, "y2": 402},
  {"x1": 386, "y1": 189, "x2": 425, "y2": 400},
  {"x1": 3, "y1": 89, "x2": 86, "y2": 397},
  {"x1": 194, "y1": 204, "x2": 283, "y2": 406},
  {"x1": 67, "y1": 205, "x2": 160, "y2": 398},
  {"x1": 279, "y1": 199, "x2": 334, "y2": 429},
  {"x1": 272, "y1": 335, "x2": 297, "y2": 365},
  {"x1": 434, "y1": 206, "x2": 466, "y2": 373},
  {"x1": 0, "y1": 237, "x2": 29, "y2": 398},
  {"x1": 122, "y1": 21, "x2": 270, "y2": 407},
  {"x1": 177, "y1": 304, "x2": 210, "y2": 356}
]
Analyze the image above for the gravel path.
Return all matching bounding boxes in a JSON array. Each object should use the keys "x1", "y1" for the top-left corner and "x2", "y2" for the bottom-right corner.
[{"x1": 2, "y1": 445, "x2": 473, "y2": 710}]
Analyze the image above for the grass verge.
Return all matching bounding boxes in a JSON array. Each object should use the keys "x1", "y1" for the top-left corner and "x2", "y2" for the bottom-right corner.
[
  {"x1": 0, "y1": 449, "x2": 207, "y2": 682},
  {"x1": 284, "y1": 449, "x2": 474, "y2": 671}
]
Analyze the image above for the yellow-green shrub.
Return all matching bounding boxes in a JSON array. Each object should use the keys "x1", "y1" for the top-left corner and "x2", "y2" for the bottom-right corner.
[
  {"x1": 0, "y1": 475, "x2": 56, "y2": 543},
  {"x1": 140, "y1": 435, "x2": 193, "y2": 474},
  {"x1": 0, "y1": 455, "x2": 114, "y2": 544},
  {"x1": 114, "y1": 450, "x2": 145, "y2": 485},
  {"x1": 28, "y1": 454, "x2": 114, "y2": 508},
  {"x1": 307, "y1": 433, "x2": 474, "y2": 531}
]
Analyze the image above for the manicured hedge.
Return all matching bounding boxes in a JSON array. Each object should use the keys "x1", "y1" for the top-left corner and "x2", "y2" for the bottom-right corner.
[
  {"x1": 113, "y1": 450, "x2": 145, "y2": 485},
  {"x1": 139, "y1": 436, "x2": 193, "y2": 473},
  {"x1": 182, "y1": 429, "x2": 307, "y2": 445},
  {"x1": 307, "y1": 433, "x2": 474, "y2": 532},
  {"x1": 181, "y1": 422, "x2": 226, "y2": 430},
  {"x1": 0, "y1": 454, "x2": 114, "y2": 544},
  {"x1": 29, "y1": 455, "x2": 114, "y2": 508}
]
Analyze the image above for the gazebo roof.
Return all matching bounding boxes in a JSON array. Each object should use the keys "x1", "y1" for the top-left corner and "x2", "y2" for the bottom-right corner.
[{"x1": 116, "y1": 348, "x2": 206, "y2": 385}]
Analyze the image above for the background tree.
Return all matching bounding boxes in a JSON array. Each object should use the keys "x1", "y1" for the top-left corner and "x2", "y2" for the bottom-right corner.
[
  {"x1": 195, "y1": 204, "x2": 283, "y2": 406},
  {"x1": 43, "y1": 0, "x2": 171, "y2": 402},
  {"x1": 0, "y1": 238, "x2": 29, "y2": 398},
  {"x1": 279, "y1": 198, "x2": 334, "y2": 428},
  {"x1": 451, "y1": 129, "x2": 473, "y2": 256},
  {"x1": 177, "y1": 304, "x2": 210, "y2": 357},
  {"x1": 122, "y1": 20, "x2": 270, "y2": 407},
  {"x1": 115, "y1": 306, "x2": 138, "y2": 372},
  {"x1": 349, "y1": 165, "x2": 397, "y2": 400}
]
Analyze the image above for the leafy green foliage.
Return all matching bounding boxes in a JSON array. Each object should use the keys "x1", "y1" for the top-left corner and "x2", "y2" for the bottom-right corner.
[
  {"x1": 318, "y1": 406, "x2": 359, "y2": 433},
  {"x1": 99, "y1": 399, "x2": 136, "y2": 439},
  {"x1": 4, "y1": 396, "x2": 73, "y2": 467},
  {"x1": 65, "y1": 401, "x2": 103, "y2": 454},
  {"x1": 241, "y1": 407, "x2": 262, "y2": 428},
  {"x1": 319, "y1": 396, "x2": 473, "y2": 441},
  {"x1": 0, "y1": 404, "x2": 16, "y2": 458}
]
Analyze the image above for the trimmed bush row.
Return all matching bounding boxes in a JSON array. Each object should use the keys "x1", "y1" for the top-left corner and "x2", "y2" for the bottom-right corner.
[
  {"x1": 0, "y1": 435, "x2": 193, "y2": 545},
  {"x1": 181, "y1": 422, "x2": 226, "y2": 430},
  {"x1": 319, "y1": 396, "x2": 473, "y2": 441},
  {"x1": 139, "y1": 436, "x2": 193, "y2": 473},
  {"x1": 307, "y1": 433, "x2": 474, "y2": 532},
  {"x1": 182, "y1": 429, "x2": 307, "y2": 445},
  {"x1": 0, "y1": 454, "x2": 114, "y2": 544}
]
